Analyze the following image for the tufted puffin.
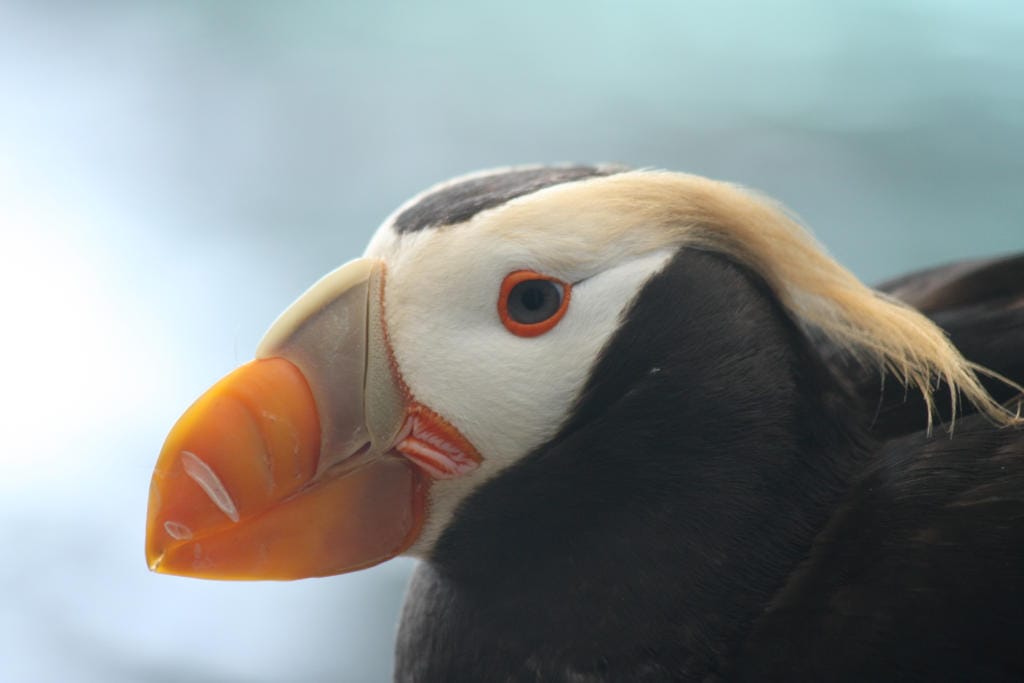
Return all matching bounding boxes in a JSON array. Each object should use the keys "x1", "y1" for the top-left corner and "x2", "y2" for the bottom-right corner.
[{"x1": 146, "y1": 166, "x2": 1024, "y2": 681}]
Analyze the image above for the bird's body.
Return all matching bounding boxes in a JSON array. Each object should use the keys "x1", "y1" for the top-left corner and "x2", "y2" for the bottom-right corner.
[
  {"x1": 849, "y1": 254, "x2": 1024, "y2": 438},
  {"x1": 146, "y1": 166, "x2": 1024, "y2": 682},
  {"x1": 741, "y1": 419, "x2": 1024, "y2": 682},
  {"x1": 395, "y1": 248, "x2": 1024, "y2": 682}
]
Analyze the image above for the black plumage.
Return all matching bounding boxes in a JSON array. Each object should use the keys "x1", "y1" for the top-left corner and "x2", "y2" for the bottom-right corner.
[
  {"x1": 844, "y1": 253, "x2": 1024, "y2": 438},
  {"x1": 392, "y1": 165, "x2": 623, "y2": 234},
  {"x1": 395, "y1": 249, "x2": 1024, "y2": 682}
]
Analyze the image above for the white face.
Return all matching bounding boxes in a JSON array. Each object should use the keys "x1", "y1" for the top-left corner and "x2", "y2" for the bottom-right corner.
[{"x1": 364, "y1": 181, "x2": 675, "y2": 553}]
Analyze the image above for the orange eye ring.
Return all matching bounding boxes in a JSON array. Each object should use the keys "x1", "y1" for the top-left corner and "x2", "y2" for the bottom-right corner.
[{"x1": 498, "y1": 270, "x2": 572, "y2": 337}]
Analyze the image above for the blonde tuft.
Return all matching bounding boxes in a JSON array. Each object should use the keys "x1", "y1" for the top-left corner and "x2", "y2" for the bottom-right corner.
[{"x1": 587, "y1": 171, "x2": 1024, "y2": 432}]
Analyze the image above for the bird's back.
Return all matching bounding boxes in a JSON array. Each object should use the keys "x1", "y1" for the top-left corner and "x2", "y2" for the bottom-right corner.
[
  {"x1": 843, "y1": 254, "x2": 1024, "y2": 437},
  {"x1": 738, "y1": 417, "x2": 1024, "y2": 681},
  {"x1": 738, "y1": 254, "x2": 1024, "y2": 680}
]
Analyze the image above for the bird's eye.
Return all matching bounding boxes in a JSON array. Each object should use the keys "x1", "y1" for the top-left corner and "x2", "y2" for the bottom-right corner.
[{"x1": 498, "y1": 270, "x2": 571, "y2": 337}]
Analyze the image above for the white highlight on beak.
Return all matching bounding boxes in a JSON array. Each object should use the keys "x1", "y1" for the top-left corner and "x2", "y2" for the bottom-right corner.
[
  {"x1": 180, "y1": 450, "x2": 240, "y2": 523},
  {"x1": 162, "y1": 521, "x2": 193, "y2": 540}
]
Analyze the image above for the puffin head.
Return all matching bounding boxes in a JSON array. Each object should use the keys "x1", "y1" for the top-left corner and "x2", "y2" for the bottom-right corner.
[{"x1": 146, "y1": 165, "x2": 1015, "y2": 580}]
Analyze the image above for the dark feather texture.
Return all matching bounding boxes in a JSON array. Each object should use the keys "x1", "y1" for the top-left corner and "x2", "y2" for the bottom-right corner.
[
  {"x1": 392, "y1": 166, "x2": 622, "y2": 234},
  {"x1": 841, "y1": 254, "x2": 1024, "y2": 437},
  {"x1": 738, "y1": 419, "x2": 1024, "y2": 682}
]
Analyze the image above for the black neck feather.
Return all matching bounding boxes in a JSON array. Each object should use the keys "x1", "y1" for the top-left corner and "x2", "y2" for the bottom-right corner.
[{"x1": 396, "y1": 249, "x2": 871, "y2": 681}]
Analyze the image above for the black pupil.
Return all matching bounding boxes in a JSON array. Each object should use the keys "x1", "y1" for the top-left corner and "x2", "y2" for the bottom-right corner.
[{"x1": 508, "y1": 279, "x2": 561, "y2": 325}]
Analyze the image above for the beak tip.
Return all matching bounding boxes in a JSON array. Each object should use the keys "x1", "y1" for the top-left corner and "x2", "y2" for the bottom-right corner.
[{"x1": 146, "y1": 546, "x2": 165, "y2": 573}]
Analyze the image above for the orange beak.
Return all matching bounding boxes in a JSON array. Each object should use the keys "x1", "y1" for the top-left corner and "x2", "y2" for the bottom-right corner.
[
  {"x1": 146, "y1": 259, "x2": 479, "y2": 580},
  {"x1": 145, "y1": 357, "x2": 426, "y2": 579}
]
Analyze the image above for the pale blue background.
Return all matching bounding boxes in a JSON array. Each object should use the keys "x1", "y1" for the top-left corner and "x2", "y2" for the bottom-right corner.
[{"x1": 1, "y1": 1, "x2": 1021, "y2": 681}]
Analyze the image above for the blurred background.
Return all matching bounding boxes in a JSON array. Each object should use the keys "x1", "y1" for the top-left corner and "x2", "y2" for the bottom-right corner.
[{"x1": 1, "y1": 1, "x2": 1021, "y2": 680}]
